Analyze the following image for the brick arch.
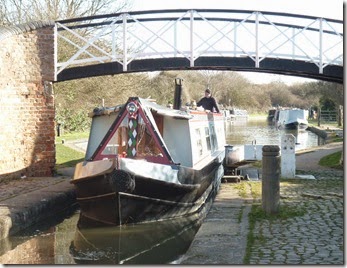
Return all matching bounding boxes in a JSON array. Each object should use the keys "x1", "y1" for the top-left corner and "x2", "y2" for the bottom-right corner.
[{"x1": 0, "y1": 21, "x2": 56, "y2": 181}]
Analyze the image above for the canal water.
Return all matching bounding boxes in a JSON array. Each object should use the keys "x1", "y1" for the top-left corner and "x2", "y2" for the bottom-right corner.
[
  {"x1": 0, "y1": 118, "x2": 324, "y2": 264},
  {"x1": 225, "y1": 117, "x2": 325, "y2": 151}
]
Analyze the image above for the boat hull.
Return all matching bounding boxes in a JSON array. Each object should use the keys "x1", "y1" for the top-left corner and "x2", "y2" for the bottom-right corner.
[
  {"x1": 73, "y1": 159, "x2": 223, "y2": 227},
  {"x1": 284, "y1": 121, "x2": 308, "y2": 130}
]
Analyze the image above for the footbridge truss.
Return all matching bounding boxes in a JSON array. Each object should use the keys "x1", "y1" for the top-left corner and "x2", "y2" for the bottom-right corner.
[{"x1": 54, "y1": 9, "x2": 343, "y2": 83}]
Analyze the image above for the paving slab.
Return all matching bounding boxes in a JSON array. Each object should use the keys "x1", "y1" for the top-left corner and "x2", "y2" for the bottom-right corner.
[
  {"x1": 181, "y1": 184, "x2": 252, "y2": 265},
  {"x1": 0, "y1": 178, "x2": 75, "y2": 239}
]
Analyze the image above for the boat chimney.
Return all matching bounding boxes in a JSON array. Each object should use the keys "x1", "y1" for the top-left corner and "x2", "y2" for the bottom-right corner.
[{"x1": 173, "y1": 78, "x2": 183, "y2": 110}]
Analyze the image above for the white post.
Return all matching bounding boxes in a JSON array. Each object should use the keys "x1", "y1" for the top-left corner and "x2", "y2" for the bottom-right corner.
[
  {"x1": 319, "y1": 18, "x2": 323, "y2": 74},
  {"x1": 190, "y1": 10, "x2": 194, "y2": 67},
  {"x1": 174, "y1": 22, "x2": 177, "y2": 57},
  {"x1": 234, "y1": 21, "x2": 237, "y2": 57},
  {"x1": 123, "y1": 13, "x2": 128, "y2": 72},
  {"x1": 53, "y1": 23, "x2": 58, "y2": 81},
  {"x1": 255, "y1": 11, "x2": 259, "y2": 68},
  {"x1": 281, "y1": 134, "x2": 296, "y2": 178}
]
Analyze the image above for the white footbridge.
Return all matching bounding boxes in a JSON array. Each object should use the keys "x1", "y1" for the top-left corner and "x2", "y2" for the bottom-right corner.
[{"x1": 54, "y1": 9, "x2": 343, "y2": 83}]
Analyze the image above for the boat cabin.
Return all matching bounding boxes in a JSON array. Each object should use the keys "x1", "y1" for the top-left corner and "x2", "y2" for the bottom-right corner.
[{"x1": 84, "y1": 97, "x2": 225, "y2": 169}]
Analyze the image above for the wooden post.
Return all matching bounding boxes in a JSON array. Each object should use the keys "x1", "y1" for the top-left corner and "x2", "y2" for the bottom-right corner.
[
  {"x1": 317, "y1": 108, "x2": 321, "y2": 127},
  {"x1": 262, "y1": 145, "x2": 280, "y2": 215}
]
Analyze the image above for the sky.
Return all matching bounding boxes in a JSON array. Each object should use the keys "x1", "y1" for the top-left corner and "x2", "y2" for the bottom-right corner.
[
  {"x1": 129, "y1": 0, "x2": 343, "y2": 20},
  {"x1": 126, "y1": 0, "x2": 343, "y2": 84}
]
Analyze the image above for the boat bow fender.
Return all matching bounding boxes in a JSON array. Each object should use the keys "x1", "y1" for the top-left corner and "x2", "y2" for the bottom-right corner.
[{"x1": 107, "y1": 169, "x2": 135, "y2": 193}]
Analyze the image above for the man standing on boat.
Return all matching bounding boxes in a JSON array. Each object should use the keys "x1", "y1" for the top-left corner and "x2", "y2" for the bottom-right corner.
[{"x1": 197, "y1": 89, "x2": 220, "y2": 113}]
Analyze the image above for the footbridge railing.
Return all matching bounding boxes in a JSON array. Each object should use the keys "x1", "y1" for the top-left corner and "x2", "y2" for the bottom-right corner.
[{"x1": 54, "y1": 9, "x2": 343, "y2": 82}]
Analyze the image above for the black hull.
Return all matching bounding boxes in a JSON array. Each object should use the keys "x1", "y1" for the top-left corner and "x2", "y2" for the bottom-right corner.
[{"x1": 74, "y1": 159, "x2": 223, "y2": 227}]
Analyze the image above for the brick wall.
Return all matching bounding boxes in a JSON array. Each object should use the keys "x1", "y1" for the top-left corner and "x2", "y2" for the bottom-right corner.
[{"x1": 0, "y1": 22, "x2": 55, "y2": 181}]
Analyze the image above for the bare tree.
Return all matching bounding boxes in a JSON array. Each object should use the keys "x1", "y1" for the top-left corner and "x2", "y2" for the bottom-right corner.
[
  {"x1": 200, "y1": 70, "x2": 218, "y2": 89},
  {"x1": 0, "y1": 0, "x2": 130, "y2": 25}
]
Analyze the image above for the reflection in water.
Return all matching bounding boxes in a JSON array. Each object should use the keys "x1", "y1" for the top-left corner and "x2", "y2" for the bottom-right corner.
[
  {"x1": 0, "y1": 210, "x2": 203, "y2": 264},
  {"x1": 70, "y1": 213, "x2": 203, "y2": 264},
  {"x1": 225, "y1": 119, "x2": 324, "y2": 150},
  {"x1": 0, "y1": 228, "x2": 56, "y2": 264},
  {"x1": 0, "y1": 208, "x2": 78, "y2": 264},
  {"x1": 69, "y1": 184, "x2": 216, "y2": 265},
  {"x1": 0, "y1": 189, "x2": 214, "y2": 264}
]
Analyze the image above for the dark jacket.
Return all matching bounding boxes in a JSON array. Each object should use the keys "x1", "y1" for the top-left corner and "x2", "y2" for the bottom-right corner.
[{"x1": 197, "y1": 97, "x2": 220, "y2": 113}]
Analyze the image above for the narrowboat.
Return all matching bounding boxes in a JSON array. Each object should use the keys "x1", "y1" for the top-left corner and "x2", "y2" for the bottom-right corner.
[
  {"x1": 71, "y1": 79, "x2": 226, "y2": 227},
  {"x1": 275, "y1": 108, "x2": 309, "y2": 130}
]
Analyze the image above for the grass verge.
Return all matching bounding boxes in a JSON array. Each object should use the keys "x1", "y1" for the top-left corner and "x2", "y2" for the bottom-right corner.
[
  {"x1": 55, "y1": 132, "x2": 88, "y2": 170},
  {"x1": 56, "y1": 131, "x2": 89, "y2": 143},
  {"x1": 55, "y1": 143, "x2": 85, "y2": 169},
  {"x1": 319, "y1": 150, "x2": 343, "y2": 169}
]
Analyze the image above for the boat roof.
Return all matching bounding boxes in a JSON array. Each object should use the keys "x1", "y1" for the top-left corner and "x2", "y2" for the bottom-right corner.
[{"x1": 89, "y1": 97, "x2": 193, "y2": 120}]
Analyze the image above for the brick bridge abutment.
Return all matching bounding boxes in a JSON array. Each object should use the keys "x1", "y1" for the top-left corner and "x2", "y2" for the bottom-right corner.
[{"x1": 0, "y1": 22, "x2": 56, "y2": 181}]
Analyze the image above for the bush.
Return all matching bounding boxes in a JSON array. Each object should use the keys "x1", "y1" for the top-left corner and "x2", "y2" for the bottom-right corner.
[{"x1": 56, "y1": 108, "x2": 91, "y2": 133}]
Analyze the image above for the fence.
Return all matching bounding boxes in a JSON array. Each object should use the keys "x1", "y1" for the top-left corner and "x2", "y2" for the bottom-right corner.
[
  {"x1": 320, "y1": 110, "x2": 337, "y2": 123},
  {"x1": 318, "y1": 106, "x2": 343, "y2": 126}
]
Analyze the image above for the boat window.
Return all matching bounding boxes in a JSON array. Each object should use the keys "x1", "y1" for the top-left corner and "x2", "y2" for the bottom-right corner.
[
  {"x1": 205, "y1": 127, "x2": 211, "y2": 151},
  {"x1": 136, "y1": 115, "x2": 163, "y2": 158},
  {"x1": 101, "y1": 114, "x2": 163, "y2": 159},
  {"x1": 210, "y1": 125, "x2": 217, "y2": 152},
  {"x1": 101, "y1": 116, "x2": 128, "y2": 156},
  {"x1": 195, "y1": 128, "x2": 203, "y2": 156}
]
